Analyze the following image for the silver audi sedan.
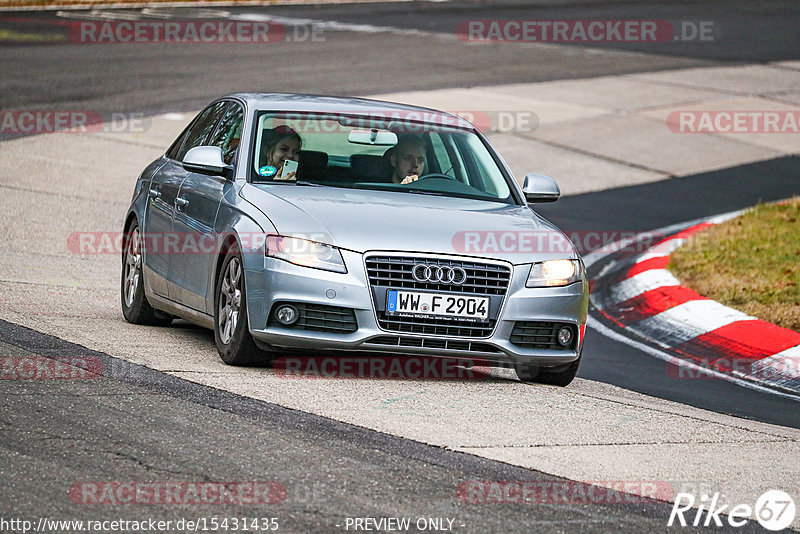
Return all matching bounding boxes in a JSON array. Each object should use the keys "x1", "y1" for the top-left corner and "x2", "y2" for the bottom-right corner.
[{"x1": 122, "y1": 94, "x2": 589, "y2": 385}]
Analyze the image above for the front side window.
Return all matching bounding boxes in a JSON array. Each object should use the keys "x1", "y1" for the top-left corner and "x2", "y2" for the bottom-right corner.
[
  {"x1": 208, "y1": 103, "x2": 244, "y2": 166},
  {"x1": 250, "y1": 112, "x2": 515, "y2": 204},
  {"x1": 172, "y1": 101, "x2": 229, "y2": 162}
]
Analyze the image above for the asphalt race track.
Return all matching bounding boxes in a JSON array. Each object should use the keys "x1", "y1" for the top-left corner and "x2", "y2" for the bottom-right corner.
[
  {"x1": 9, "y1": 0, "x2": 796, "y2": 118},
  {"x1": 536, "y1": 157, "x2": 800, "y2": 427},
  {"x1": 2, "y1": 320, "x2": 733, "y2": 534},
  {"x1": 1, "y1": 1, "x2": 799, "y2": 532}
]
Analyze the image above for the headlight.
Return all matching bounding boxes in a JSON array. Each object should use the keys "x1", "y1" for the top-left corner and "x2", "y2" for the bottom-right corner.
[
  {"x1": 526, "y1": 259, "x2": 582, "y2": 287},
  {"x1": 265, "y1": 235, "x2": 347, "y2": 273}
]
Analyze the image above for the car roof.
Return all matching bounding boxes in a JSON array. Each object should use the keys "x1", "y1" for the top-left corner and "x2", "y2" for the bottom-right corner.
[{"x1": 226, "y1": 92, "x2": 475, "y2": 130}]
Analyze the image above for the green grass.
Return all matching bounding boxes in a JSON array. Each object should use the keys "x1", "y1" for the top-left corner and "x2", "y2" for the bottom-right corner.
[
  {"x1": 0, "y1": 29, "x2": 66, "y2": 42},
  {"x1": 669, "y1": 197, "x2": 800, "y2": 332}
]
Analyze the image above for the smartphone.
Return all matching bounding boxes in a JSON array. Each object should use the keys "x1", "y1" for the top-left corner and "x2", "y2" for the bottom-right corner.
[{"x1": 279, "y1": 159, "x2": 298, "y2": 180}]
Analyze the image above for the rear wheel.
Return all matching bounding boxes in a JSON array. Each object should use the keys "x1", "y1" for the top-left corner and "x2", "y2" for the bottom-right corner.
[
  {"x1": 121, "y1": 223, "x2": 172, "y2": 326},
  {"x1": 515, "y1": 353, "x2": 581, "y2": 387},
  {"x1": 214, "y1": 246, "x2": 272, "y2": 366}
]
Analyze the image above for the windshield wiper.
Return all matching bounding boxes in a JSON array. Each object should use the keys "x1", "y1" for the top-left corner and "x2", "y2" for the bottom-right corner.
[
  {"x1": 405, "y1": 188, "x2": 446, "y2": 196},
  {"x1": 266, "y1": 180, "x2": 323, "y2": 187}
]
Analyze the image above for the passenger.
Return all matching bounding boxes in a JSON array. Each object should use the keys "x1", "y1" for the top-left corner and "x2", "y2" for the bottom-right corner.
[
  {"x1": 388, "y1": 135, "x2": 427, "y2": 185},
  {"x1": 260, "y1": 126, "x2": 301, "y2": 180}
]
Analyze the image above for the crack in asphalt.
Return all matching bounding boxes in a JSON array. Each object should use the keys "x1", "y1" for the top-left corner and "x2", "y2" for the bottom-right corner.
[
  {"x1": 562, "y1": 388, "x2": 800, "y2": 440},
  {"x1": 0, "y1": 182, "x2": 128, "y2": 206},
  {"x1": 83, "y1": 133, "x2": 168, "y2": 149},
  {"x1": 457, "y1": 438, "x2": 797, "y2": 449},
  {"x1": 0, "y1": 393, "x2": 164, "y2": 396},
  {"x1": 518, "y1": 132, "x2": 674, "y2": 177},
  {"x1": 99, "y1": 450, "x2": 211, "y2": 478}
]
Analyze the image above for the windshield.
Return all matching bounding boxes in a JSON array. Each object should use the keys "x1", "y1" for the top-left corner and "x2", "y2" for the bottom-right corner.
[{"x1": 251, "y1": 111, "x2": 515, "y2": 204}]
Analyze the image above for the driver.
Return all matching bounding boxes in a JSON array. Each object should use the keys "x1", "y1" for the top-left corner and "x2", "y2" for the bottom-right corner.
[{"x1": 388, "y1": 135, "x2": 427, "y2": 185}]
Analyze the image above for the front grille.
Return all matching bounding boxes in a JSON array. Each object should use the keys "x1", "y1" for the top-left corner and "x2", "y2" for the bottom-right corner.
[
  {"x1": 365, "y1": 336, "x2": 501, "y2": 353},
  {"x1": 510, "y1": 322, "x2": 575, "y2": 350},
  {"x1": 366, "y1": 256, "x2": 511, "y2": 295},
  {"x1": 378, "y1": 315, "x2": 497, "y2": 337},
  {"x1": 269, "y1": 302, "x2": 357, "y2": 334},
  {"x1": 366, "y1": 255, "x2": 511, "y2": 338}
]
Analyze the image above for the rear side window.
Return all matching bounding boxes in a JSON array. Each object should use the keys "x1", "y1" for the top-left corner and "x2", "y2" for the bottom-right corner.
[
  {"x1": 170, "y1": 101, "x2": 229, "y2": 162},
  {"x1": 208, "y1": 103, "x2": 244, "y2": 166}
]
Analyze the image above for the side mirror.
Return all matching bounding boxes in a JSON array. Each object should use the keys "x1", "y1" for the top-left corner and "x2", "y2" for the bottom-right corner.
[
  {"x1": 522, "y1": 173, "x2": 560, "y2": 203},
  {"x1": 183, "y1": 146, "x2": 234, "y2": 180}
]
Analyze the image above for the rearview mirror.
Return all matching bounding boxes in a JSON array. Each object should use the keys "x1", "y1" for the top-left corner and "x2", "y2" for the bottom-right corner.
[
  {"x1": 522, "y1": 174, "x2": 560, "y2": 203},
  {"x1": 182, "y1": 146, "x2": 234, "y2": 180},
  {"x1": 347, "y1": 129, "x2": 398, "y2": 146}
]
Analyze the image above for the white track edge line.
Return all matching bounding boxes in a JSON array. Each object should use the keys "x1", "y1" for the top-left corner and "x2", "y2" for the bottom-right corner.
[
  {"x1": 587, "y1": 316, "x2": 800, "y2": 402},
  {"x1": 585, "y1": 204, "x2": 800, "y2": 399},
  {"x1": 583, "y1": 209, "x2": 746, "y2": 270}
]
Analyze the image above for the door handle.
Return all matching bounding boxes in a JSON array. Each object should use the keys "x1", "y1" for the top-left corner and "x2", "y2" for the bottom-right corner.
[
  {"x1": 175, "y1": 196, "x2": 189, "y2": 207},
  {"x1": 148, "y1": 188, "x2": 160, "y2": 199}
]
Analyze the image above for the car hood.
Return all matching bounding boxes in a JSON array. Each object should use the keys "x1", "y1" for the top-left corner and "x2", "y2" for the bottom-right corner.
[{"x1": 241, "y1": 184, "x2": 577, "y2": 263}]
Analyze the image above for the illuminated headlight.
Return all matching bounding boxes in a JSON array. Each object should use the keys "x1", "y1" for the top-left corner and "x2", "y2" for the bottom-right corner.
[
  {"x1": 266, "y1": 235, "x2": 347, "y2": 274},
  {"x1": 526, "y1": 259, "x2": 582, "y2": 287}
]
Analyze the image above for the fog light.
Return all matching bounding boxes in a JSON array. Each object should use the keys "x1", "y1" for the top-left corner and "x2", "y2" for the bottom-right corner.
[
  {"x1": 276, "y1": 305, "x2": 299, "y2": 325},
  {"x1": 557, "y1": 326, "x2": 573, "y2": 347}
]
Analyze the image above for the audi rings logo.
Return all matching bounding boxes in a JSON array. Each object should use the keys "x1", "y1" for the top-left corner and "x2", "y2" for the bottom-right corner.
[{"x1": 411, "y1": 264, "x2": 468, "y2": 285}]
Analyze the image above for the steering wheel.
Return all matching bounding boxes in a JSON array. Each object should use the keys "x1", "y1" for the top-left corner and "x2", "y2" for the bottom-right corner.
[{"x1": 414, "y1": 173, "x2": 454, "y2": 181}]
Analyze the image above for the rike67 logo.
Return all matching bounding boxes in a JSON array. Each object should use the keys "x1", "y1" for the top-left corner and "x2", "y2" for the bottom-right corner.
[{"x1": 668, "y1": 490, "x2": 795, "y2": 530}]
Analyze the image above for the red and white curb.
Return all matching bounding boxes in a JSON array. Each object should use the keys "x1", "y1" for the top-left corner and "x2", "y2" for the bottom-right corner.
[{"x1": 587, "y1": 211, "x2": 800, "y2": 394}]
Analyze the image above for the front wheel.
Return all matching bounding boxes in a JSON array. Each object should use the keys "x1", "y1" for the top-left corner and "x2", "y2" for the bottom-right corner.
[
  {"x1": 121, "y1": 223, "x2": 172, "y2": 326},
  {"x1": 214, "y1": 246, "x2": 271, "y2": 366},
  {"x1": 515, "y1": 353, "x2": 581, "y2": 387}
]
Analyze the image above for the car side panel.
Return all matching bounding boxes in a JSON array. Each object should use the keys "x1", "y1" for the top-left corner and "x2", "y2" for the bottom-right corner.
[
  {"x1": 208, "y1": 184, "x2": 277, "y2": 322},
  {"x1": 169, "y1": 172, "x2": 228, "y2": 312},
  {"x1": 142, "y1": 158, "x2": 187, "y2": 298},
  {"x1": 126, "y1": 158, "x2": 165, "y2": 229}
]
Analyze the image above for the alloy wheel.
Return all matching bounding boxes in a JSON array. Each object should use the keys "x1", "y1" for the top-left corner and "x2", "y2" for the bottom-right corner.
[{"x1": 218, "y1": 256, "x2": 242, "y2": 344}]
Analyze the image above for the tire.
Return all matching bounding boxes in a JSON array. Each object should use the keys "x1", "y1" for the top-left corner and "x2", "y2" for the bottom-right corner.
[
  {"x1": 121, "y1": 223, "x2": 173, "y2": 326},
  {"x1": 515, "y1": 353, "x2": 581, "y2": 387},
  {"x1": 214, "y1": 246, "x2": 272, "y2": 366}
]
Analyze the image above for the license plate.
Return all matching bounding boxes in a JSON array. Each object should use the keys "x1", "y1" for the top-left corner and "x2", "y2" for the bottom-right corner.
[{"x1": 386, "y1": 290, "x2": 489, "y2": 322}]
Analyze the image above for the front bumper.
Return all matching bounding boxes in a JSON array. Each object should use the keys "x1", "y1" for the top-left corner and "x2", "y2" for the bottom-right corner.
[{"x1": 245, "y1": 250, "x2": 588, "y2": 367}]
